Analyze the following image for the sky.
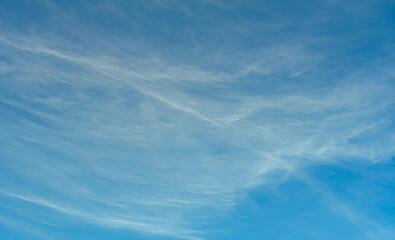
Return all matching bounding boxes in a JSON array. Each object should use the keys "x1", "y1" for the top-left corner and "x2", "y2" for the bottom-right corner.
[{"x1": 0, "y1": 0, "x2": 394, "y2": 239}]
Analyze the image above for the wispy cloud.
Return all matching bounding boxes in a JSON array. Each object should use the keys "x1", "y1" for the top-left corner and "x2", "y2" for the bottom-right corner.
[{"x1": 0, "y1": 1, "x2": 394, "y2": 239}]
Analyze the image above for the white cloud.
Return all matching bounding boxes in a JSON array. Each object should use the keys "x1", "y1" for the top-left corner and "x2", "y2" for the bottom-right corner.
[{"x1": 0, "y1": 2, "x2": 394, "y2": 238}]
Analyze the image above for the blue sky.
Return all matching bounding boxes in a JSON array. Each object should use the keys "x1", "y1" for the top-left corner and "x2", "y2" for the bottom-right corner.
[{"x1": 0, "y1": 0, "x2": 394, "y2": 239}]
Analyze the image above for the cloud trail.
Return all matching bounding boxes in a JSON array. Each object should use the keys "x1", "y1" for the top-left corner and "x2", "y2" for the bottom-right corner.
[{"x1": 0, "y1": 1, "x2": 394, "y2": 239}]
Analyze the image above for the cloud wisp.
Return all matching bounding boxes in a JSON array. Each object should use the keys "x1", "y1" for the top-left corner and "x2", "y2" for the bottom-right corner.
[{"x1": 0, "y1": 1, "x2": 394, "y2": 239}]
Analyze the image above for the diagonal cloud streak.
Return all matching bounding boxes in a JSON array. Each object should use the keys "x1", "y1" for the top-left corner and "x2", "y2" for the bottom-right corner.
[{"x1": 0, "y1": 1, "x2": 394, "y2": 239}]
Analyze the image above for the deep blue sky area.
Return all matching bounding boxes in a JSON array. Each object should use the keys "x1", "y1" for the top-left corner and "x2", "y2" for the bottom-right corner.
[{"x1": 0, "y1": 1, "x2": 394, "y2": 240}]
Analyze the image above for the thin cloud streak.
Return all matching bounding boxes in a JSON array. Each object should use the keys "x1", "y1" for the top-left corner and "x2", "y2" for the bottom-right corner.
[
  {"x1": 0, "y1": 1, "x2": 394, "y2": 239},
  {"x1": 1, "y1": 31, "x2": 394, "y2": 239}
]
